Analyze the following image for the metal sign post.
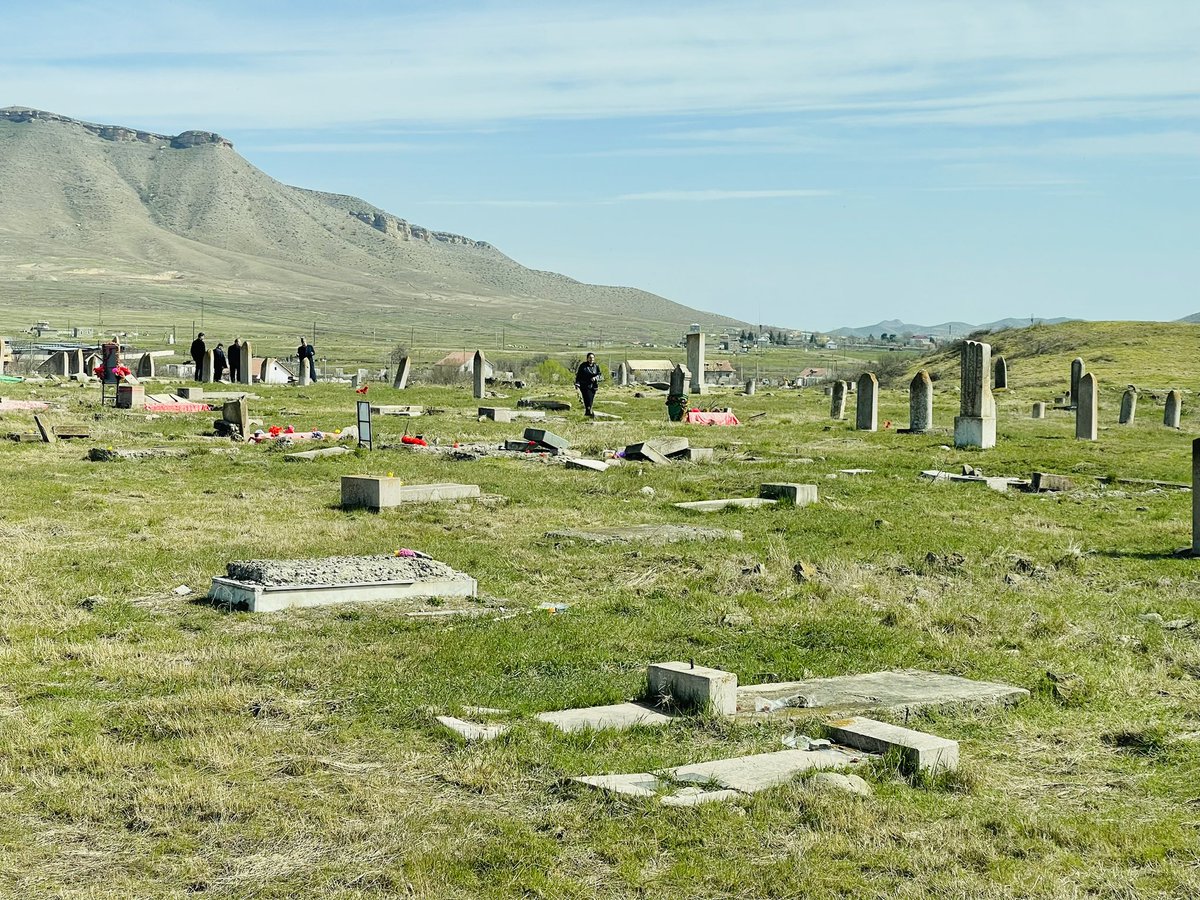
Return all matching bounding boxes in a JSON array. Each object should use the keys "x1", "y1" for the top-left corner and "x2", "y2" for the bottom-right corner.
[{"x1": 356, "y1": 400, "x2": 372, "y2": 450}]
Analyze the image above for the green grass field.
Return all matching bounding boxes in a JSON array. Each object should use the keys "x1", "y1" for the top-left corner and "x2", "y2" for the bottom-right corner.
[{"x1": 0, "y1": 323, "x2": 1197, "y2": 897}]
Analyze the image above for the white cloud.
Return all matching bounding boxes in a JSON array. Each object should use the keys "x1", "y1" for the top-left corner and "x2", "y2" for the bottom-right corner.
[{"x1": 614, "y1": 189, "x2": 833, "y2": 202}]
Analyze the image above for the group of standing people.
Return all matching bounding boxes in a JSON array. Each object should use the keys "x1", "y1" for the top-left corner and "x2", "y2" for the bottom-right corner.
[{"x1": 189, "y1": 333, "x2": 248, "y2": 383}]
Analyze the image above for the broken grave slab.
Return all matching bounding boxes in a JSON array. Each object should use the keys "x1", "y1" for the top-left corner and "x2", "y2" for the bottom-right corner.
[
  {"x1": 759, "y1": 483, "x2": 818, "y2": 505},
  {"x1": 740, "y1": 669, "x2": 1029, "y2": 715},
  {"x1": 647, "y1": 662, "x2": 737, "y2": 715},
  {"x1": 537, "y1": 702, "x2": 677, "y2": 733},
  {"x1": 675, "y1": 498, "x2": 777, "y2": 513},
  {"x1": 518, "y1": 398, "x2": 572, "y2": 411},
  {"x1": 564, "y1": 458, "x2": 609, "y2": 472},
  {"x1": 1031, "y1": 472, "x2": 1075, "y2": 492},
  {"x1": 436, "y1": 715, "x2": 509, "y2": 743},
  {"x1": 523, "y1": 427, "x2": 570, "y2": 450},
  {"x1": 668, "y1": 746, "x2": 865, "y2": 793},
  {"x1": 371, "y1": 405, "x2": 424, "y2": 416},
  {"x1": 341, "y1": 477, "x2": 480, "y2": 509},
  {"x1": 285, "y1": 446, "x2": 353, "y2": 461},
  {"x1": 920, "y1": 470, "x2": 1029, "y2": 492},
  {"x1": 824, "y1": 716, "x2": 958, "y2": 775},
  {"x1": 625, "y1": 438, "x2": 688, "y2": 462},
  {"x1": 544, "y1": 524, "x2": 742, "y2": 545},
  {"x1": 676, "y1": 447, "x2": 714, "y2": 463}
]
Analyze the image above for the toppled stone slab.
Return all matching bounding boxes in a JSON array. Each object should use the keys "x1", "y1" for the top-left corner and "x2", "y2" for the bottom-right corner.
[
  {"x1": 564, "y1": 458, "x2": 609, "y2": 472},
  {"x1": 760, "y1": 483, "x2": 818, "y2": 505},
  {"x1": 573, "y1": 774, "x2": 740, "y2": 806},
  {"x1": 524, "y1": 427, "x2": 569, "y2": 450},
  {"x1": 87, "y1": 447, "x2": 189, "y2": 462},
  {"x1": 518, "y1": 398, "x2": 571, "y2": 410},
  {"x1": 371, "y1": 405, "x2": 424, "y2": 416},
  {"x1": 503, "y1": 439, "x2": 578, "y2": 458},
  {"x1": 669, "y1": 746, "x2": 864, "y2": 792},
  {"x1": 674, "y1": 498, "x2": 777, "y2": 512},
  {"x1": 676, "y1": 447, "x2": 714, "y2": 463},
  {"x1": 825, "y1": 716, "x2": 958, "y2": 774},
  {"x1": 285, "y1": 446, "x2": 353, "y2": 461},
  {"x1": 625, "y1": 438, "x2": 688, "y2": 463},
  {"x1": 479, "y1": 407, "x2": 545, "y2": 422},
  {"x1": 545, "y1": 524, "x2": 742, "y2": 545},
  {"x1": 1031, "y1": 472, "x2": 1075, "y2": 492},
  {"x1": 341, "y1": 477, "x2": 480, "y2": 509},
  {"x1": 436, "y1": 715, "x2": 509, "y2": 743},
  {"x1": 740, "y1": 669, "x2": 1029, "y2": 715},
  {"x1": 537, "y1": 701, "x2": 677, "y2": 733},
  {"x1": 920, "y1": 470, "x2": 1028, "y2": 492}
]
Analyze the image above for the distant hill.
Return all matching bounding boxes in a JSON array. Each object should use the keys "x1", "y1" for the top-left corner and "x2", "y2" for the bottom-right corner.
[
  {"x1": 0, "y1": 107, "x2": 748, "y2": 343},
  {"x1": 1175, "y1": 312, "x2": 1200, "y2": 324},
  {"x1": 831, "y1": 317, "x2": 1075, "y2": 339}
]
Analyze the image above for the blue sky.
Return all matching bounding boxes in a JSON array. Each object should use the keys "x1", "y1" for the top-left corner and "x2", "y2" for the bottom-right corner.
[{"x1": 5, "y1": 1, "x2": 1199, "y2": 330}]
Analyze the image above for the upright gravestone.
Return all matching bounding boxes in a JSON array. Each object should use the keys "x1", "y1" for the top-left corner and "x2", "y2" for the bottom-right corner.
[
  {"x1": 199, "y1": 350, "x2": 214, "y2": 384},
  {"x1": 830, "y1": 381, "x2": 847, "y2": 420},
  {"x1": 909, "y1": 369, "x2": 932, "y2": 433},
  {"x1": 1070, "y1": 357, "x2": 1085, "y2": 406},
  {"x1": 472, "y1": 350, "x2": 485, "y2": 400},
  {"x1": 240, "y1": 341, "x2": 254, "y2": 384},
  {"x1": 1193, "y1": 438, "x2": 1200, "y2": 556},
  {"x1": 1031, "y1": 402, "x2": 1046, "y2": 419},
  {"x1": 297, "y1": 358, "x2": 309, "y2": 386},
  {"x1": 685, "y1": 332, "x2": 705, "y2": 395},
  {"x1": 1119, "y1": 388, "x2": 1137, "y2": 425},
  {"x1": 616, "y1": 362, "x2": 629, "y2": 387},
  {"x1": 0, "y1": 337, "x2": 5, "y2": 375},
  {"x1": 1165, "y1": 390, "x2": 1182, "y2": 428},
  {"x1": 993, "y1": 355, "x2": 1008, "y2": 390},
  {"x1": 100, "y1": 341, "x2": 121, "y2": 384},
  {"x1": 70, "y1": 348, "x2": 86, "y2": 376},
  {"x1": 45, "y1": 351, "x2": 70, "y2": 376},
  {"x1": 392, "y1": 356, "x2": 411, "y2": 390},
  {"x1": 1076, "y1": 372, "x2": 1098, "y2": 440},
  {"x1": 745, "y1": 378, "x2": 756, "y2": 396},
  {"x1": 136, "y1": 353, "x2": 154, "y2": 378},
  {"x1": 855, "y1": 373, "x2": 878, "y2": 432},
  {"x1": 954, "y1": 340, "x2": 996, "y2": 449},
  {"x1": 669, "y1": 364, "x2": 689, "y2": 396}
]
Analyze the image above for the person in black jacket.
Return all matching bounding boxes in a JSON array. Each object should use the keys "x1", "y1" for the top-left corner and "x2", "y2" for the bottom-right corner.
[
  {"x1": 189, "y1": 332, "x2": 206, "y2": 382},
  {"x1": 213, "y1": 343, "x2": 228, "y2": 382},
  {"x1": 228, "y1": 338, "x2": 243, "y2": 383},
  {"x1": 574, "y1": 352, "x2": 603, "y2": 417},
  {"x1": 298, "y1": 337, "x2": 317, "y2": 382}
]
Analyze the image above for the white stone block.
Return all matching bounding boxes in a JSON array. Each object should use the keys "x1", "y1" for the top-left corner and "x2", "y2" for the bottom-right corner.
[
  {"x1": 647, "y1": 661, "x2": 737, "y2": 716},
  {"x1": 824, "y1": 716, "x2": 958, "y2": 774}
]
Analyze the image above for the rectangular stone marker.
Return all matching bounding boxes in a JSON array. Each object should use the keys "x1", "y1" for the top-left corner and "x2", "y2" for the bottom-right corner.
[
  {"x1": 565, "y1": 458, "x2": 609, "y2": 472},
  {"x1": 33, "y1": 415, "x2": 56, "y2": 444},
  {"x1": 674, "y1": 498, "x2": 777, "y2": 512},
  {"x1": 524, "y1": 427, "x2": 569, "y2": 450},
  {"x1": 648, "y1": 661, "x2": 737, "y2": 715},
  {"x1": 1076, "y1": 372, "x2": 1098, "y2": 440},
  {"x1": 1032, "y1": 401, "x2": 1046, "y2": 419},
  {"x1": 1165, "y1": 390, "x2": 1182, "y2": 428},
  {"x1": 685, "y1": 331, "x2": 705, "y2": 395},
  {"x1": 472, "y1": 350, "x2": 486, "y2": 399},
  {"x1": 222, "y1": 398, "x2": 249, "y2": 437},
  {"x1": 831, "y1": 381, "x2": 847, "y2": 419},
  {"x1": 371, "y1": 405, "x2": 423, "y2": 416},
  {"x1": 740, "y1": 670, "x2": 1029, "y2": 715},
  {"x1": 1031, "y1": 472, "x2": 1075, "y2": 492},
  {"x1": 544, "y1": 524, "x2": 743, "y2": 545},
  {"x1": 117, "y1": 384, "x2": 146, "y2": 410},
  {"x1": 537, "y1": 702, "x2": 677, "y2": 733},
  {"x1": 239, "y1": 341, "x2": 254, "y2": 384},
  {"x1": 679, "y1": 447, "x2": 714, "y2": 463},
  {"x1": 200, "y1": 350, "x2": 215, "y2": 383},
  {"x1": 518, "y1": 398, "x2": 572, "y2": 410},
  {"x1": 824, "y1": 716, "x2": 958, "y2": 775},
  {"x1": 1070, "y1": 357, "x2": 1085, "y2": 405},
  {"x1": 668, "y1": 747, "x2": 864, "y2": 793},
  {"x1": 284, "y1": 446, "x2": 353, "y2": 461},
  {"x1": 210, "y1": 567, "x2": 477, "y2": 613},
  {"x1": 909, "y1": 370, "x2": 932, "y2": 433},
  {"x1": 855, "y1": 373, "x2": 878, "y2": 431},
  {"x1": 479, "y1": 407, "x2": 515, "y2": 422},
  {"x1": 954, "y1": 340, "x2": 996, "y2": 449},
  {"x1": 759, "y1": 483, "x2": 818, "y2": 506},
  {"x1": 626, "y1": 437, "x2": 688, "y2": 461},
  {"x1": 993, "y1": 355, "x2": 1008, "y2": 390},
  {"x1": 341, "y1": 478, "x2": 480, "y2": 509}
]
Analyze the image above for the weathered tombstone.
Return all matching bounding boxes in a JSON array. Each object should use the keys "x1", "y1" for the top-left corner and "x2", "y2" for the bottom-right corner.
[
  {"x1": 44, "y1": 350, "x2": 70, "y2": 376},
  {"x1": 1031, "y1": 401, "x2": 1046, "y2": 419},
  {"x1": 1076, "y1": 372, "x2": 1098, "y2": 440},
  {"x1": 855, "y1": 373, "x2": 878, "y2": 432},
  {"x1": 298, "y1": 361, "x2": 310, "y2": 386},
  {"x1": 953, "y1": 340, "x2": 996, "y2": 449},
  {"x1": 908, "y1": 369, "x2": 932, "y2": 433},
  {"x1": 136, "y1": 352, "x2": 154, "y2": 378},
  {"x1": 1119, "y1": 388, "x2": 1137, "y2": 425},
  {"x1": 392, "y1": 355, "x2": 411, "y2": 390},
  {"x1": 472, "y1": 350, "x2": 485, "y2": 399},
  {"x1": 616, "y1": 362, "x2": 629, "y2": 386},
  {"x1": 993, "y1": 355, "x2": 1007, "y2": 390},
  {"x1": 1070, "y1": 357, "x2": 1085, "y2": 405},
  {"x1": 239, "y1": 341, "x2": 254, "y2": 384},
  {"x1": 1165, "y1": 390, "x2": 1182, "y2": 428},
  {"x1": 84, "y1": 354, "x2": 101, "y2": 376},
  {"x1": 200, "y1": 349, "x2": 215, "y2": 383},
  {"x1": 0, "y1": 337, "x2": 5, "y2": 375},
  {"x1": 744, "y1": 378, "x2": 756, "y2": 396},
  {"x1": 685, "y1": 332, "x2": 705, "y2": 395},
  {"x1": 70, "y1": 348, "x2": 86, "y2": 376},
  {"x1": 669, "y1": 364, "x2": 689, "y2": 396},
  {"x1": 100, "y1": 341, "x2": 121, "y2": 384},
  {"x1": 350, "y1": 374, "x2": 360, "y2": 389},
  {"x1": 223, "y1": 398, "x2": 249, "y2": 438},
  {"x1": 1193, "y1": 438, "x2": 1200, "y2": 556},
  {"x1": 830, "y1": 381, "x2": 847, "y2": 420}
]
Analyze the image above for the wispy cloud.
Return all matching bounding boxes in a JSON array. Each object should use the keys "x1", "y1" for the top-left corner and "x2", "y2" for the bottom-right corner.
[{"x1": 614, "y1": 189, "x2": 833, "y2": 202}]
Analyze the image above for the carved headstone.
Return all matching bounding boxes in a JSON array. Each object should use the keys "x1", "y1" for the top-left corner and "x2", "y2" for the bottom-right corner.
[
  {"x1": 953, "y1": 340, "x2": 996, "y2": 449},
  {"x1": 1075, "y1": 372, "x2": 1098, "y2": 440},
  {"x1": 855, "y1": 373, "x2": 878, "y2": 432},
  {"x1": 993, "y1": 355, "x2": 1007, "y2": 390},
  {"x1": 472, "y1": 350, "x2": 485, "y2": 399},
  {"x1": 1070, "y1": 357, "x2": 1085, "y2": 405},
  {"x1": 392, "y1": 356, "x2": 411, "y2": 390},
  {"x1": 1165, "y1": 390, "x2": 1182, "y2": 428},
  {"x1": 70, "y1": 348, "x2": 86, "y2": 376},
  {"x1": 136, "y1": 352, "x2": 154, "y2": 378},
  {"x1": 1031, "y1": 401, "x2": 1046, "y2": 419},
  {"x1": 830, "y1": 381, "x2": 847, "y2": 419},
  {"x1": 1119, "y1": 388, "x2": 1137, "y2": 425},
  {"x1": 669, "y1": 364, "x2": 689, "y2": 396},
  {"x1": 909, "y1": 370, "x2": 932, "y2": 433},
  {"x1": 616, "y1": 362, "x2": 629, "y2": 386},
  {"x1": 240, "y1": 341, "x2": 254, "y2": 384},
  {"x1": 685, "y1": 332, "x2": 705, "y2": 395}
]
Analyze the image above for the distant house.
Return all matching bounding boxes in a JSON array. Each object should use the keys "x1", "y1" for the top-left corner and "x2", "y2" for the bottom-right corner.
[
  {"x1": 795, "y1": 367, "x2": 829, "y2": 387},
  {"x1": 626, "y1": 359, "x2": 675, "y2": 383},
  {"x1": 703, "y1": 359, "x2": 737, "y2": 386},
  {"x1": 433, "y1": 351, "x2": 495, "y2": 380},
  {"x1": 824, "y1": 340, "x2": 838, "y2": 350}
]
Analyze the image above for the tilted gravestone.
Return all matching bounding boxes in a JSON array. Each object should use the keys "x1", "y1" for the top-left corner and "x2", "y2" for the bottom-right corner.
[
  {"x1": 993, "y1": 355, "x2": 1008, "y2": 390},
  {"x1": 1070, "y1": 357, "x2": 1085, "y2": 406},
  {"x1": 954, "y1": 340, "x2": 996, "y2": 449},
  {"x1": 830, "y1": 381, "x2": 847, "y2": 420},
  {"x1": 855, "y1": 373, "x2": 878, "y2": 432},
  {"x1": 1075, "y1": 372, "x2": 1098, "y2": 440},
  {"x1": 1119, "y1": 388, "x2": 1137, "y2": 425},
  {"x1": 908, "y1": 369, "x2": 932, "y2": 433},
  {"x1": 392, "y1": 355, "x2": 411, "y2": 390},
  {"x1": 1165, "y1": 390, "x2": 1182, "y2": 428}
]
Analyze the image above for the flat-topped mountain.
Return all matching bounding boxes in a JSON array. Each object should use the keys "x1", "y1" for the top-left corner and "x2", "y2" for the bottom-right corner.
[{"x1": 0, "y1": 107, "x2": 745, "y2": 341}]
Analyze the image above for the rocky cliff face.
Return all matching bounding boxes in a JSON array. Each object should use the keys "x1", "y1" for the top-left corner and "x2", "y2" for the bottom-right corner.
[
  {"x1": 348, "y1": 209, "x2": 492, "y2": 250},
  {"x1": 0, "y1": 107, "x2": 233, "y2": 150}
]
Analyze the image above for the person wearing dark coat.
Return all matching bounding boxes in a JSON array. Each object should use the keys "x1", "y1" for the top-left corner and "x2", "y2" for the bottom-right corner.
[
  {"x1": 189, "y1": 332, "x2": 206, "y2": 382},
  {"x1": 574, "y1": 352, "x2": 603, "y2": 418},
  {"x1": 297, "y1": 337, "x2": 317, "y2": 381},
  {"x1": 228, "y1": 338, "x2": 243, "y2": 383},
  {"x1": 213, "y1": 343, "x2": 228, "y2": 382}
]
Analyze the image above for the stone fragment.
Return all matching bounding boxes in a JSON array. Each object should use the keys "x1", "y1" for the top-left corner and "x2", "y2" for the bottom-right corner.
[
  {"x1": 222, "y1": 398, "x2": 249, "y2": 438},
  {"x1": 804, "y1": 772, "x2": 873, "y2": 796},
  {"x1": 759, "y1": 483, "x2": 818, "y2": 506},
  {"x1": 1031, "y1": 401, "x2": 1046, "y2": 419},
  {"x1": 678, "y1": 447, "x2": 713, "y2": 463},
  {"x1": 544, "y1": 524, "x2": 742, "y2": 545},
  {"x1": 674, "y1": 498, "x2": 777, "y2": 512},
  {"x1": 1031, "y1": 472, "x2": 1075, "y2": 492},
  {"x1": 479, "y1": 407, "x2": 516, "y2": 423},
  {"x1": 177, "y1": 386, "x2": 204, "y2": 401},
  {"x1": 564, "y1": 458, "x2": 609, "y2": 472},
  {"x1": 33, "y1": 415, "x2": 55, "y2": 444},
  {"x1": 744, "y1": 378, "x2": 756, "y2": 396},
  {"x1": 518, "y1": 398, "x2": 572, "y2": 410},
  {"x1": 284, "y1": 446, "x2": 353, "y2": 461},
  {"x1": 740, "y1": 670, "x2": 1029, "y2": 715},
  {"x1": 669, "y1": 747, "x2": 864, "y2": 793},
  {"x1": 824, "y1": 716, "x2": 958, "y2": 775},
  {"x1": 647, "y1": 661, "x2": 737, "y2": 715}
]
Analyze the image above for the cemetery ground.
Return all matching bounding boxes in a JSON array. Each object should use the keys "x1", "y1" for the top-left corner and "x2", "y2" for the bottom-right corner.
[{"x1": 0, "y1": 363, "x2": 1197, "y2": 898}]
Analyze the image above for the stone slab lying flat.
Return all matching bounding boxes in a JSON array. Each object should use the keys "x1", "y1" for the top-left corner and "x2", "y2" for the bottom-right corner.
[
  {"x1": 536, "y1": 702, "x2": 677, "y2": 733},
  {"x1": 564, "y1": 458, "x2": 610, "y2": 472},
  {"x1": 545, "y1": 524, "x2": 743, "y2": 545},
  {"x1": 674, "y1": 498, "x2": 777, "y2": 512},
  {"x1": 518, "y1": 398, "x2": 571, "y2": 410},
  {"x1": 436, "y1": 715, "x2": 509, "y2": 743},
  {"x1": 824, "y1": 716, "x2": 958, "y2": 774},
  {"x1": 739, "y1": 669, "x2": 1029, "y2": 715},
  {"x1": 920, "y1": 470, "x2": 1028, "y2": 492},
  {"x1": 341, "y1": 477, "x2": 480, "y2": 509},
  {"x1": 573, "y1": 774, "x2": 740, "y2": 806},
  {"x1": 371, "y1": 405, "x2": 424, "y2": 416},
  {"x1": 285, "y1": 446, "x2": 353, "y2": 461},
  {"x1": 667, "y1": 747, "x2": 865, "y2": 793}
]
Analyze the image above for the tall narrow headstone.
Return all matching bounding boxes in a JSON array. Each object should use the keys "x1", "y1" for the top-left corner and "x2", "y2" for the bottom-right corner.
[
  {"x1": 0, "y1": 337, "x2": 5, "y2": 375},
  {"x1": 993, "y1": 356, "x2": 1008, "y2": 390},
  {"x1": 297, "y1": 359, "x2": 309, "y2": 386},
  {"x1": 830, "y1": 381, "x2": 847, "y2": 420},
  {"x1": 909, "y1": 369, "x2": 932, "y2": 433},
  {"x1": 1193, "y1": 438, "x2": 1200, "y2": 556},
  {"x1": 745, "y1": 378, "x2": 756, "y2": 396},
  {"x1": 472, "y1": 350, "x2": 485, "y2": 399},
  {"x1": 136, "y1": 353, "x2": 154, "y2": 378},
  {"x1": 1076, "y1": 372, "x2": 1098, "y2": 440},
  {"x1": 200, "y1": 350, "x2": 215, "y2": 383},
  {"x1": 1070, "y1": 358, "x2": 1085, "y2": 406},
  {"x1": 855, "y1": 373, "x2": 878, "y2": 432},
  {"x1": 954, "y1": 340, "x2": 996, "y2": 449},
  {"x1": 70, "y1": 348, "x2": 85, "y2": 376},
  {"x1": 616, "y1": 362, "x2": 629, "y2": 386},
  {"x1": 392, "y1": 355, "x2": 411, "y2": 390},
  {"x1": 239, "y1": 341, "x2": 254, "y2": 384},
  {"x1": 1031, "y1": 402, "x2": 1046, "y2": 419},
  {"x1": 1119, "y1": 388, "x2": 1137, "y2": 425},
  {"x1": 685, "y1": 332, "x2": 705, "y2": 395},
  {"x1": 1165, "y1": 390, "x2": 1182, "y2": 428}
]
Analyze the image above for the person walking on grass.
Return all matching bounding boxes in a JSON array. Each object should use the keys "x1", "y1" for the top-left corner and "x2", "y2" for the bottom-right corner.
[
  {"x1": 189, "y1": 332, "x2": 206, "y2": 382},
  {"x1": 574, "y1": 352, "x2": 602, "y2": 418}
]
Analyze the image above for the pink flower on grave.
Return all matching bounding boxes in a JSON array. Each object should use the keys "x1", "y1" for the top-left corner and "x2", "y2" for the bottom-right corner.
[{"x1": 395, "y1": 548, "x2": 416, "y2": 557}]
